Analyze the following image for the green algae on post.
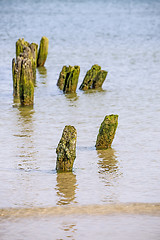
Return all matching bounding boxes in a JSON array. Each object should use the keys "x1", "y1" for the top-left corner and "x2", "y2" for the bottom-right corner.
[
  {"x1": 30, "y1": 43, "x2": 38, "y2": 63},
  {"x1": 79, "y1": 64, "x2": 101, "y2": 90},
  {"x1": 12, "y1": 54, "x2": 34, "y2": 103},
  {"x1": 30, "y1": 43, "x2": 38, "y2": 79},
  {"x1": 21, "y1": 45, "x2": 38, "y2": 81},
  {"x1": 12, "y1": 40, "x2": 36, "y2": 105},
  {"x1": 16, "y1": 38, "x2": 30, "y2": 58},
  {"x1": 56, "y1": 125, "x2": 77, "y2": 172},
  {"x1": 63, "y1": 66, "x2": 80, "y2": 93},
  {"x1": 57, "y1": 65, "x2": 70, "y2": 90},
  {"x1": 92, "y1": 70, "x2": 108, "y2": 89},
  {"x1": 15, "y1": 38, "x2": 38, "y2": 80},
  {"x1": 19, "y1": 58, "x2": 34, "y2": 106},
  {"x1": 37, "y1": 36, "x2": 49, "y2": 67},
  {"x1": 57, "y1": 65, "x2": 80, "y2": 93},
  {"x1": 12, "y1": 57, "x2": 21, "y2": 97},
  {"x1": 96, "y1": 114, "x2": 118, "y2": 150}
]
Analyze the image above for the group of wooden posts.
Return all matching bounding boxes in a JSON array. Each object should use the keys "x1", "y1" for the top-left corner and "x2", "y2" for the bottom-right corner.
[
  {"x1": 12, "y1": 37, "x2": 118, "y2": 173},
  {"x1": 12, "y1": 36, "x2": 49, "y2": 105}
]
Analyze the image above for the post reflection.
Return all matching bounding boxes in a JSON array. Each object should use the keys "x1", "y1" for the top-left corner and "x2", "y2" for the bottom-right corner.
[
  {"x1": 56, "y1": 172, "x2": 77, "y2": 205},
  {"x1": 83, "y1": 88, "x2": 106, "y2": 95},
  {"x1": 18, "y1": 105, "x2": 34, "y2": 120},
  {"x1": 37, "y1": 66, "x2": 47, "y2": 77},
  {"x1": 12, "y1": 105, "x2": 38, "y2": 207},
  {"x1": 97, "y1": 148, "x2": 121, "y2": 203},
  {"x1": 37, "y1": 66, "x2": 47, "y2": 84},
  {"x1": 58, "y1": 222, "x2": 77, "y2": 240},
  {"x1": 65, "y1": 92, "x2": 78, "y2": 99},
  {"x1": 13, "y1": 95, "x2": 20, "y2": 105},
  {"x1": 64, "y1": 92, "x2": 79, "y2": 108},
  {"x1": 97, "y1": 148, "x2": 119, "y2": 177},
  {"x1": 16, "y1": 106, "x2": 37, "y2": 171}
]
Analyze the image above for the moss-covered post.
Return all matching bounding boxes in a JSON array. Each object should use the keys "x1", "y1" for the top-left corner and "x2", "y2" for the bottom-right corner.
[
  {"x1": 12, "y1": 57, "x2": 22, "y2": 97},
  {"x1": 96, "y1": 114, "x2": 118, "y2": 149},
  {"x1": 30, "y1": 43, "x2": 38, "y2": 79},
  {"x1": 63, "y1": 66, "x2": 80, "y2": 93},
  {"x1": 57, "y1": 65, "x2": 80, "y2": 93},
  {"x1": 57, "y1": 66, "x2": 70, "y2": 90},
  {"x1": 30, "y1": 43, "x2": 38, "y2": 63},
  {"x1": 56, "y1": 125, "x2": 77, "y2": 172},
  {"x1": 92, "y1": 70, "x2": 108, "y2": 89},
  {"x1": 16, "y1": 38, "x2": 30, "y2": 58},
  {"x1": 16, "y1": 38, "x2": 38, "y2": 80},
  {"x1": 79, "y1": 64, "x2": 101, "y2": 90},
  {"x1": 37, "y1": 36, "x2": 49, "y2": 67},
  {"x1": 19, "y1": 58, "x2": 34, "y2": 106},
  {"x1": 12, "y1": 38, "x2": 38, "y2": 105}
]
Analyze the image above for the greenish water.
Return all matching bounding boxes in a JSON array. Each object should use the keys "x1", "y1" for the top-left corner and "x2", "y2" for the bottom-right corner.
[{"x1": 0, "y1": 0, "x2": 160, "y2": 239}]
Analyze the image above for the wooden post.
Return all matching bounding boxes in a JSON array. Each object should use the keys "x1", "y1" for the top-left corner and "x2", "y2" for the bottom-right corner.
[
  {"x1": 30, "y1": 43, "x2": 38, "y2": 79},
  {"x1": 63, "y1": 66, "x2": 80, "y2": 93},
  {"x1": 16, "y1": 38, "x2": 38, "y2": 80},
  {"x1": 19, "y1": 58, "x2": 34, "y2": 106},
  {"x1": 96, "y1": 115, "x2": 118, "y2": 149},
  {"x1": 57, "y1": 65, "x2": 80, "y2": 93},
  {"x1": 56, "y1": 126, "x2": 77, "y2": 172},
  {"x1": 37, "y1": 36, "x2": 49, "y2": 67},
  {"x1": 79, "y1": 64, "x2": 101, "y2": 90},
  {"x1": 12, "y1": 57, "x2": 22, "y2": 97},
  {"x1": 12, "y1": 54, "x2": 34, "y2": 106},
  {"x1": 92, "y1": 70, "x2": 108, "y2": 89},
  {"x1": 16, "y1": 38, "x2": 30, "y2": 58},
  {"x1": 57, "y1": 65, "x2": 70, "y2": 90}
]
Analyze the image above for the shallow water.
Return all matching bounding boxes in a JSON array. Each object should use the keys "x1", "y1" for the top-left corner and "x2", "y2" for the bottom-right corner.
[
  {"x1": 0, "y1": 0, "x2": 160, "y2": 239},
  {"x1": 1, "y1": 214, "x2": 160, "y2": 240}
]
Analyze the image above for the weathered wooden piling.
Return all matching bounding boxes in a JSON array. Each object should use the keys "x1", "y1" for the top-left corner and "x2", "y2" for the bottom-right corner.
[
  {"x1": 57, "y1": 65, "x2": 70, "y2": 90},
  {"x1": 12, "y1": 54, "x2": 34, "y2": 106},
  {"x1": 16, "y1": 38, "x2": 30, "y2": 58},
  {"x1": 57, "y1": 65, "x2": 80, "y2": 93},
  {"x1": 92, "y1": 70, "x2": 108, "y2": 89},
  {"x1": 12, "y1": 57, "x2": 22, "y2": 97},
  {"x1": 63, "y1": 66, "x2": 80, "y2": 93},
  {"x1": 30, "y1": 43, "x2": 38, "y2": 79},
  {"x1": 96, "y1": 115, "x2": 118, "y2": 150},
  {"x1": 19, "y1": 58, "x2": 34, "y2": 106},
  {"x1": 56, "y1": 125, "x2": 77, "y2": 172},
  {"x1": 37, "y1": 36, "x2": 49, "y2": 67},
  {"x1": 79, "y1": 64, "x2": 101, "y2": 90},
  {"x1": 30, "y1": 43, "x2": 38, "y2": 63},
  {"x1": 16, "y1": 38, "x2": 38, "y2": 80},
  {"x1": 79, "y1": 64, "x2": 108, "y2": 90}
]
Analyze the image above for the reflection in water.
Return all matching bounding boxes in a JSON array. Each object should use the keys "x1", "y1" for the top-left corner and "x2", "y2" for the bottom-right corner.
[
  {"x1": 65, "y1": 92, "x2": 79, "y2": 107},
  {"x1": 13, "y1": 96, "x2": 20, "y2": 106},
  {"x1": 37, "y1": 66, "x2": 47, "y2": 77},
  {"x1": 15, "y1": 106, "x2": 37, "y2": 171},
  {"x1": 13, "y1": 106, "x2": 40, "y2": 207},
  {"x1": 97, "y1": 148, "x2": 119, "y2": 177},
  {"x1": 59, "y1": 222, "x2": 77, "y2": 240},
  {"x1": 18, "y1": 105, "x2": 34, "y2": 120},
  {"x1": 37, "y1": 66, "x2": 47, "y2": 84},
  {"x1": 97, "y1": 148, "x2": 121, "y2": 202},
  {"x1": 56, "y1": 172, "x2": 77, "y2": 205},
  {"x1": 83, "y1": 88, "x2": 107, "y2": 95}
]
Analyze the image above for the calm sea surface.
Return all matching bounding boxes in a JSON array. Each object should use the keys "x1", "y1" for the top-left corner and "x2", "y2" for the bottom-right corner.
[{"x1": 0, "y1": 0, "x2": 160, "y2": 239}]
